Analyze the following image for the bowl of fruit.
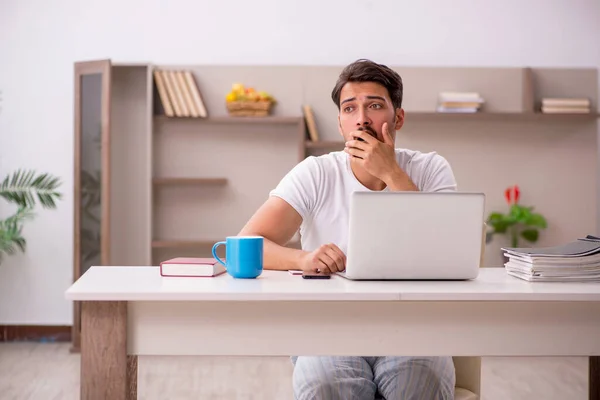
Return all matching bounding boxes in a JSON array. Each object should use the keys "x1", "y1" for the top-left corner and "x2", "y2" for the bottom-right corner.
[{"x1": 225, "y1": 83, "x2": 276, "y2": 117}]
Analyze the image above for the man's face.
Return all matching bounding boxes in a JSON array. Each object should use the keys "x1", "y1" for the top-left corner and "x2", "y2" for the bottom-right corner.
[{"x1": 337, "y1": 81, "x2": 403, "y2": 143}]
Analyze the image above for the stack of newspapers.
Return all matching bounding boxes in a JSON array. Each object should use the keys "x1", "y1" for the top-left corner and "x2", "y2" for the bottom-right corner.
[{"x1": 502, "y1": 235, "x2": 600, "y2": 282}]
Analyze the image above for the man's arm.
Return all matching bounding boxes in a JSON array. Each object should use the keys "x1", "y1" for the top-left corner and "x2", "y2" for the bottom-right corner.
[
  {"x1": 238, "y1": 196, "x2": 307, "y2": 271},
  {"x1": 382, "y1": 168, "x2": 418, "y2": 192}
]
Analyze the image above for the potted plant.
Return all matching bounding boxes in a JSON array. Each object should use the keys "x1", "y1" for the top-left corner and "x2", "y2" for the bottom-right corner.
[
  {"x1": 0, "y1": 170, "x2": 62, "y2": 264},
  {"x1": 486, "y1": 185, "x2": 548, "y2": 248}
]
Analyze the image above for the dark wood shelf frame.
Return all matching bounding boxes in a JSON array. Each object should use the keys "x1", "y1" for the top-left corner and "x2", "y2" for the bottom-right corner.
[
  {"x1": 152, "y1": 177, "x2": 228, "y2": 186},
  {"x1": 152, "y1": 239, "x2": 301, "y2": 249},
  {"x1": 154, "y1": 115, "x2": 303, "y2": 124},
  {"x1": 151, "y1": 240, "x2": 220, "y2": 248},
  {"x1": 305, "y1": 140, "x2": 344, "y2": 149}
]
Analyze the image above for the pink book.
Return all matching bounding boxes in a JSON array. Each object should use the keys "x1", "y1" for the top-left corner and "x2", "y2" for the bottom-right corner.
[{"x1": 159, "y1": 257, "x2": 226, "y2": 277}]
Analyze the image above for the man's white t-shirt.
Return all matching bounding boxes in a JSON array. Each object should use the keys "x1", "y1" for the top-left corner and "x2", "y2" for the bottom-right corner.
[{"x1": 269, "y1": 149, "x2": 457, "y2": 255}]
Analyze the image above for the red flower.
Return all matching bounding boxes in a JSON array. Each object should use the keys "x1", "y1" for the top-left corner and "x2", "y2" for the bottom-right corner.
[{"x1": 504, "y1": 185, "x2": 520, "y2": 205}]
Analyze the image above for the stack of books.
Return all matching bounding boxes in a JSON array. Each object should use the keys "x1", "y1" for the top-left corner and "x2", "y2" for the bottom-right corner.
[
  {"x1": 540, "y1": 98, "x2": 591, "y2": 114},
  {"x1": 502, "y1": 235, "x2": 600, "y2": 282},
  {"x1": 153, "y1": 69, "x2": 208, "y2": 118},
  {"x1": 436, "y1": 92, "x2": 484, "y2": 113}
]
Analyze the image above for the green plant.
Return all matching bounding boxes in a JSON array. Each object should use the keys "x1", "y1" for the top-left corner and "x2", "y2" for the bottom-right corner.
[
  {"x1": 0, "y1": 170, "x2": 62, "y2": 264},
  {"x1": 486, "y1": 185, "x2": 548, "y2": 248}
]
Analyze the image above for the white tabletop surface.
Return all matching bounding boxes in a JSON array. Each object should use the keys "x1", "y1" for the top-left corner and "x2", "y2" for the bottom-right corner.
[{"x1": 64, "y1": 266, "x2": 600, "y2": 301}]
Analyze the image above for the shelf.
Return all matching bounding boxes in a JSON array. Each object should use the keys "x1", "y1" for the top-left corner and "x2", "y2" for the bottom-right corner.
[
  {"x1": 530, "y1": 112, "x2": 600, "y2": 119},
  {"x1": 404, "y1": 111, "x2": 599, "y2": 120},
  {"x1": 152, "y1": 240, "x2": 220, "y2": 248},
  {"x1": 154, "y1": 115, "x2": 303, "y2": 124},
  {"x1": 305, "y1": 140, "x2": 344, "y2": 149},
  {"x1": 305, "y1": 112, "x2": 599, "y2": 149},
  {"x1": 153, "y1": 177, "x2": 228, "y2": 186},
  {"x1": 152, "y1": 239, "x2": 301, "y2": 249}
]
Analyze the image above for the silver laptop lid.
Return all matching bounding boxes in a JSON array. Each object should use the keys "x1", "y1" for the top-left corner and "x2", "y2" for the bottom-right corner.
[{"x1": 345, "y1": 191, "x2": 485, "y2": 280}]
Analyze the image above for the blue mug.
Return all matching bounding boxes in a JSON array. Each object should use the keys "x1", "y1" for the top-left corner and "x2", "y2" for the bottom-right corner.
[{"x1": 212, "y1": 236, "x2": 264, "y2": 279}]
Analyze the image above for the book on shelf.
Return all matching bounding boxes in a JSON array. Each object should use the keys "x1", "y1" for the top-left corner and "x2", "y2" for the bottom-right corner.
[
  {"x1": 436, "y1": 92, "x2": 484, "y2": 113},
  {"x1": 501, "y1": 235, "x2": 600, "y2": 282},
  {"x1": 153, "y1": 70, "x2": 174, "y2": 117},
  {"x1": 540, "y1": 97, "x2": 591, "y2": 114},
  {"x1": 302, "y1": 104, "x2": 319, "y2": 142},
  {"x1": 184, "y1": 71, "x2": 208, "y2": 118},
  {"x1": 153, "y1": 69, "x2": 208, "y2": 118},
  {"x1": 159, "y1": 257, "x2": 226, "y2": 277}
]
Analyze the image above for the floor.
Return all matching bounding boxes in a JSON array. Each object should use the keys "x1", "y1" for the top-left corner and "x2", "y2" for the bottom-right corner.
[{"x1": 0, "y1": 342, "x2": 589, "y2": 399}]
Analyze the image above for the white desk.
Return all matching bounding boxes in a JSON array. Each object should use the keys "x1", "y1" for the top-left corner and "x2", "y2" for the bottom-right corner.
[{"x1": 66, "y1": 267, "x2": 600, "y2": 400}]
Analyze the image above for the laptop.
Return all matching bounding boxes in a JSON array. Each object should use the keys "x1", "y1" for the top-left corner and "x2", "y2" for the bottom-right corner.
[{"x1": 337, "y1": 191, "x2": 485, "y2": 280}]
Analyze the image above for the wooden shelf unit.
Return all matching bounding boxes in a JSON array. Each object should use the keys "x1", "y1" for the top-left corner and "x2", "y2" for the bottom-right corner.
[
  {"x1": 152, "y1": 177, "x2": 228, "y2": 186},
  {"x1": 402, "y1": 111, "x2": 599, "y2": 119},
  {"x1": 305, "y1": 140, "x2": 344, "y2": 149},
  {"x1": 151, "y1": 239, "x2": 220, "y2": 248},
  {"x1": 304, "y1": 111, "x2": 599, "y2": 151},
  {"x1": 151, "y1": 75, "x2": 306, "y2": 266},
  {"x1": 154, "y1": 115, "x2": 303, "y2": 124},
  {"x1": 152, "y1": 239, "x2": 301, "y2": 249}
]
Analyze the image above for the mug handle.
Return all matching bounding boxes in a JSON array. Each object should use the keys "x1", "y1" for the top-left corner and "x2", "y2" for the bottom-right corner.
[{"x1": 212, "y1": 241, "x2": 227, "y2": 268}]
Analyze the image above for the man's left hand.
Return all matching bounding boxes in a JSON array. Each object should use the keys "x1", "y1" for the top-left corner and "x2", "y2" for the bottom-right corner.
[{"x1": 344, "y1": 122, "x2": 402, "y2": 183}]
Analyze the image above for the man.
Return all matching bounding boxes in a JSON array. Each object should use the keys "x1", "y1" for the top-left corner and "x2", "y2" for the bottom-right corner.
[{"x1": 238, "y1": 59, "x2": 457, "y2": 399}]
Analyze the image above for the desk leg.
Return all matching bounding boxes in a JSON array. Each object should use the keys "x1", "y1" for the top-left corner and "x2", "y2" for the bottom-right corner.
[
  {"x1": 591, "y1": 356, "x2": 599, "y2": 400},
  {"x1": 81, "y1": 301, "x2": 137, "y2": 400},
  {"x1": 128, "y1": 355, "x2": 138, "y2": 399}
]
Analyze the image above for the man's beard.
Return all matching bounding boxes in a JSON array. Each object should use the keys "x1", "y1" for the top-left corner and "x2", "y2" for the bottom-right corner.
[{"x1": 357, "y1": 126, "x2": 378, "y2": 141}]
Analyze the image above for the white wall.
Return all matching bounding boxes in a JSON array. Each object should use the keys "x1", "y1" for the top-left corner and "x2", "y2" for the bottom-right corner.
[{"x1": 0, "y1": 0, "x2": 599, "y2": 324}]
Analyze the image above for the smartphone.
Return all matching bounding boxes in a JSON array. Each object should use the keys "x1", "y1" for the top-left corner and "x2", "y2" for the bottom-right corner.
[{"x1": 302, "y1": 271, "x2": 331, "y2": 279}]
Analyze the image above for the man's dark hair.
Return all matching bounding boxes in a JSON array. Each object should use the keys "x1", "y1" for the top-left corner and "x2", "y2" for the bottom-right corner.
[{"x1": 331, "y1": 59, "x2": 403, "y2": 110}]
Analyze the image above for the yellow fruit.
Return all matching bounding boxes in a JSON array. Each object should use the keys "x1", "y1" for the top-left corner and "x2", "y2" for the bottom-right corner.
[
  {"x1": 258, "y1": 91, "x2": 272, "y2": 101},
  {"x1": 228, "y1": 83, "x2": 275, "y2": 102}
]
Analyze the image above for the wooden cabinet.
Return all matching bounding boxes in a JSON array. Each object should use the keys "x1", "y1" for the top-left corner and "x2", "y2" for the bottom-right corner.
[
  {"x1": 71, "y1": 60, "x2": 305, "y2": 351},
  {"x1": 72, "y1": 60, "x2": 153, "y2": 351},
  {"x1": 72, "y1": 60, "x2": 110, "y2": 352}
]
